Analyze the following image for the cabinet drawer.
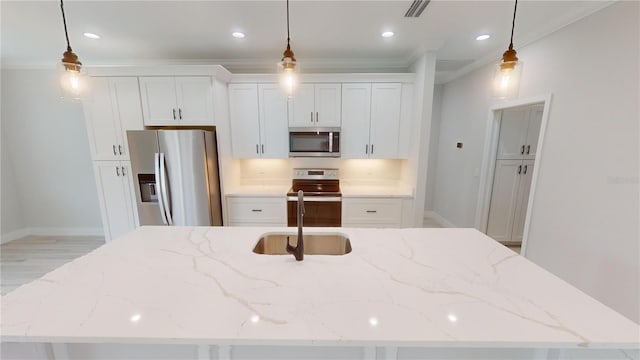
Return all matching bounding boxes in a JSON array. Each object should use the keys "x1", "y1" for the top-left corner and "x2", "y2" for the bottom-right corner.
[
  {"x1": 342, "y1": 198, "x2": 402, "y2": 227},
  {"x1": 227, "y1": 197, "x2": 286, "y2": 226}
]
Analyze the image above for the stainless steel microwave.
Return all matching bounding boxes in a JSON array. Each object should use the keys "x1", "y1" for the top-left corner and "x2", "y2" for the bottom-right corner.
[{"x1": 289, "y1": 128, "x2": 340, "y2": 157}]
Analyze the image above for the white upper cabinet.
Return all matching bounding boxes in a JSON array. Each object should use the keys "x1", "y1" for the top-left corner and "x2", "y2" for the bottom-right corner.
[
  {"x1": 84, "y1": 77, "x2": 143, "y2": 161},
  {"x1": 341, "y1": 83, "x2": 371, "y2": 158},
  {"x1": 229, "y1": 83, "x2": 288, "y2": 158},
  {"x1": 139, "y1": 76, "x2": 214, "y2": 126},
  {"x1": 289, "y1": 83, "x2": 341, "y2": 128},
  {"x1": 497, "y1": 105, "x2": 542, "y2": 160},
  {"x1": 369, "y1": 83, "x2": 402, "y2": 158},
  {"x1": 341, "y1": 83, "x2": 402, "y2": 159}
]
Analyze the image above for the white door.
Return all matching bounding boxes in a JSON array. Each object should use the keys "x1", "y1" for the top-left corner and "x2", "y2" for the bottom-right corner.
[
  {"x1": 511, "y1": 160, "x2": 535, "y2": 243},
  {"x1": 496, "y1": 107, "x2": 529, "y2": 160},
  {"x1": 112, "y1": 77, "x2": 144, "y2": 158},
  {"x1": 486, "y1": 159, "x2": 523, "y2": 243},
  {"x1": 94, "y1": 161, "x2": 136, "y2": 241},
  {"x1": 258, "y1": 84, "x2": 289, "y2": 158},
  {"x1": 84, "y1": 77, "x2": 120, "y2": 160},
  {"x1": 176, "y1": 77, "x2": 214, "y2": 125},
  {"x1": 340, "y1": 83, "x2": 371, "y2": 158},
  {"x1": 289, "y1": 84, "x2": 315, "y2": 127},
  {"x1": 314, "y1": 84, "x2": 342, "y2": 127},
  {"x1": 369, "y1": 83, "x2": 401, "y2": 159},
  {"x1": 139, "y1": 77, "x2": 178, "y2": 125},
  {"x1": 524, "y1": 104, "x2": 543, "y2": 160},
  {"x1": 229, "y1": 84, "x2": 261, "y2": 158}
]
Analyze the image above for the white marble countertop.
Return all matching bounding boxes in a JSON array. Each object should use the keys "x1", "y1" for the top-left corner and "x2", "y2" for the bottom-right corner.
[{"x1": 2, "y1": 226, "x2": 638, "y2": 348}]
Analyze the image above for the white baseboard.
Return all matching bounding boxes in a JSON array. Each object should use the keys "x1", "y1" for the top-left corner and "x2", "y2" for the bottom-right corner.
[
  {"x1": 423, "y1": 211, "x2": 456, "y2": 228},
  {"x1": 1, "y1": 227, "x2": 104, "y2": 244},
  {"x1": 0, "y1": 228, "x2": 31, "y2": 244}
]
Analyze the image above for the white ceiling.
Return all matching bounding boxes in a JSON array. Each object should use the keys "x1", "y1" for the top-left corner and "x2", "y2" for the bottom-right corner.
[{"x1": 1, "y1": 0, "x2": 612, "y2": 82}]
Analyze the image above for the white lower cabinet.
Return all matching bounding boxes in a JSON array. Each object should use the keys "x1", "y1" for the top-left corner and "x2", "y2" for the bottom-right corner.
[
  {"x1": 226, "y1": 196, "x2": 286, "y2": 226},
  {"x1": 342, "y1": 198, "x2": 403, "y2": 227},
  {"x1": 93, "y1": 161, "x2": 138, "y2": 241}
]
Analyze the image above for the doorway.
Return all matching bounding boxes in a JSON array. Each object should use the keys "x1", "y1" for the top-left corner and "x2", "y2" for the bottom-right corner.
[{"x1": 475, "y1": 95, "x2": 552, "y2": 256}]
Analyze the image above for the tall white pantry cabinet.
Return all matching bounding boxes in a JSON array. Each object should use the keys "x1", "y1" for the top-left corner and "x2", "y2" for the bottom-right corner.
[
  {"x1": 486, "y1": 104, "x2": 543, "y2": 244},
  {"x1": 83, "y1": 77, "x2": 143, "y2": 241}
]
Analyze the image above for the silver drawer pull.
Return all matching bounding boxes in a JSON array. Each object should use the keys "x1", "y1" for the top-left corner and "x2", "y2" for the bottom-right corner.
[
  {"x1": 116, "y1": 166, "x2": 120, "y2": 176},
  {"x1": 113, "y1": 145, "x2": 117, "y2": 155},
  {"x1": 366, "y1": 210, "x2": 377, "y2": 213},
  {"x1": 526, "y1": 145, "x2": 531, "y2": 155},
  {"x1": 251, "y1": 209, "x2": 262, "y2": 212},
  {"x1": 521, "y1": 145, "x2": 525, "y2": 154},
  {"x1": 118, "y1": 145, "x2": 123, "y2": 155},
  {"x1": 121, "y1": 166, "x2": 126, "y2": 176}
]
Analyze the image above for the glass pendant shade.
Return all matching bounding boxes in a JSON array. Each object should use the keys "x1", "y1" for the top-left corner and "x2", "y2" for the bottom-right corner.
[
  {"x1": 58, "y1": 54, "x2": 87, "y2": 101},
  {"x1": 277, "y1": 54, "x2": 297, "y2": 97},
  {"x1": 492, "y1": 59, "x2": 523, "y2": 99}
]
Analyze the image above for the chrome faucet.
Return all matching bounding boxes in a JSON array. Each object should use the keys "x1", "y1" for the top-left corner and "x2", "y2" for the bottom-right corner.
[{"x1": 286, "y1": 190, "x2": 305, "y2": 261}]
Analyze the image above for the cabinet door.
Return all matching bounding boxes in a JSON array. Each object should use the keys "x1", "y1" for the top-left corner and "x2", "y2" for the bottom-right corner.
[
  {"x1": 258, "y1": 84, "x2": 289, "y2": 158},
  {"x1": 524, "y1": 104, "x2": 543, "y2": 160},
  {"x1": 289, "y1": 84, "x2": 315, "y2": 127},
  {"x1": 229, "y1": 84, "x2": 261, "y2": 158},
  {"x1": 139, "y1": 77, "x2": 178, "y2": 125},
  {"x1": 340, "y1": 83, "x2": 371, "y2": 158},
  {"x1": 496, "y1": 107, "x2": 529, "y2": 160},
  {"x1": 84, "y1": 77, "x2": 120, "y2": 160},
  {"x1": 314, "y1": 83, "x2": 342, "y2": 127},
  {"x1": 112, "y1": 78, "x2": 144, "y2": 158},
  {"x1": 486, "y1": 159, "x2": 523, "y2": 243},
  {"x1": 94, "y1": 161, "x2": 136, "y2": 241},
  {"x1": 369, "y1": 83, "x2": 401, "y2": 159},
  {"x1": 176, "y1": 77, "x2": 214, "y2": 125},
  {"x1": 511, "y1": 160, "x2": 534, "y2": 243}
]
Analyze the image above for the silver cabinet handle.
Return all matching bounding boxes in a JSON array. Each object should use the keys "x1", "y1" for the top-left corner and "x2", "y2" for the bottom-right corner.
[
  {"x1": 121, "y1": 166, "x2": 126, "y2": 176},
  {"x1": 172, "y1": 108, "x2": 176, "y2": 120},
  {"x1": 526, "y1": 145, "x2": 531, "y2": 155},
  {"x1": 523, "y1": 165, "x2": 528, "y2": 175},
  {"x1": 316, "y1": 112, "x2": 319, "y2": 123},
  {"x1": 116, "y1": 166, "x2": 120, "y2": 177},
  {"x1": 365, "y1": 144, "x2": 369, "y2": 154},
  {"x1": 251, "y1": 209, "x2": 262, "y2": 212},
  {"x1": 256, "y1": 144, "x2": 259, "y2": 154},
  {"x1": 518, "y1": 165, "x2": 522, "y2": 174},
  {"x1": 521, "y1": 145, "x2": 525, "y2": 154},
  {"x1": 118, "y1": 145, "x2": 123, "y2": 155},
  {"x1": 366, "y1": 210, "x2": 377, "y2": 213},
  {"x1": 261, "y1": 144, "x2": 264, "y2": 153},
  {"x1": 371, "y1": 144, "x2": 374, "y2": 154},
  {"x1": 179, "y1": 108, "x2": 182, "y2": 120},
  {"x1": 113, "y1": 145, "x2": 117, "y2": 155},
  {"x1": 310, "y1": 112, "x2": 313, "y2": 123}
]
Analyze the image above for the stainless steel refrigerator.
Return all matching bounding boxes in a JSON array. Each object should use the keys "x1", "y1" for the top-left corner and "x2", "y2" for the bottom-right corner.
[{"x1": 127, "y1": 130, "x2": 222, "y2": 226}]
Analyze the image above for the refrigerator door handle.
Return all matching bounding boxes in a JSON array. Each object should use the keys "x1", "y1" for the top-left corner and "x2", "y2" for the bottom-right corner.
[
  {"x1": 159, "y1": 152, "x2": 173, "y2": 225},
  {"x1": 155, "y1": 153, "x2": 168, "y2": 225}
]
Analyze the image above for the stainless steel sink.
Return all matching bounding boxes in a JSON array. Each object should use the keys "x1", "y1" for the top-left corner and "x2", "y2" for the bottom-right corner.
[{"x1": 253, "y1": 233, "x2": 352, "y2": 255}]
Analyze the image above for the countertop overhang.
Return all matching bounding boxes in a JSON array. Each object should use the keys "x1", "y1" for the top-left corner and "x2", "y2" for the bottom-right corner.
[{"x1": 1, "y1": 226, "x2": 638, "y2": 348}]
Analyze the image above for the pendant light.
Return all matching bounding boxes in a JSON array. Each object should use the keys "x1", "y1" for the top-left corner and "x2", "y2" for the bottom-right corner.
[
  {"x1": 492, "y1": 0, "x2": 523, "y2": 99},
  {"x1": 277, "y1": 0, "x2": 297, "y2": 97},
  {"x1": 58, "y1": 0, "x2": 87, "y2": 100}
]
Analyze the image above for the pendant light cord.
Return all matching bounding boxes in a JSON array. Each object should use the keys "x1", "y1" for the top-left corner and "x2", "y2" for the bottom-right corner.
[
  {"x1": 286, "y1": 0, "x2": 291, "y2": 44},
  {"x1": 509, "y1": 0, "x2": 518, "y2": 50},
  {"x1": 60, "y1": 0, "x2": 72, "y2": 51}
]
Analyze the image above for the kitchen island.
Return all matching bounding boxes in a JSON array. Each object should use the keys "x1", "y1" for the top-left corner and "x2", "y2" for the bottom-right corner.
[{"x1": 2, "y1": 226, "x2": 638, "y2": 359}]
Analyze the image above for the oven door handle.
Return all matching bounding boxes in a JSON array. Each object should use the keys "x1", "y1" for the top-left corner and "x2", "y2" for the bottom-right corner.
[{"x1": 287, "y1": 196, "x2": 342, "y2": 202}]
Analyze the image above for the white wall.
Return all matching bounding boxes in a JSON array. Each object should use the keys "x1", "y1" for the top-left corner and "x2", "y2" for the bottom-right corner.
[
  {"x1": 0, "y1": 69, "x2": 102, "y2": 241},
  {"x1": 1, "y1": 103, "x2": 26, "y2": 239},
  {"x1": 432, "y1": 2, "x2": 639, "y2": 323},
  {"x1": 424, "y1": 84, "x2": 443, "y2": 212}
]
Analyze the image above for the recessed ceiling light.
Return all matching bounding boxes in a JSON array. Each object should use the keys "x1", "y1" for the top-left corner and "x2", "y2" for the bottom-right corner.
[
  {"x1": 475, "y1": 34, "x2": 491, "y2": 41},
  {"x1": 232, "y1": 32, "x2": 246, "y2": 39},
  {"x1": 381, "y1": 31, "x2": 395, "y2": 38},
  {"x1": 83, "y1": 32, "x2": 101, "y2": 40}
]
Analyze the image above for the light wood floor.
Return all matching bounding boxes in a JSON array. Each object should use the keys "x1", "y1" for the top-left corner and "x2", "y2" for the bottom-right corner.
[{"x1": 1, "y1": 235, "x2": 104, "y2": 295}]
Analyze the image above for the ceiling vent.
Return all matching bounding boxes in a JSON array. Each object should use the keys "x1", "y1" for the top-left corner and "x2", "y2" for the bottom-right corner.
[{"x1": 404, "y1": 0, "x2": 431, "y2": 17}]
